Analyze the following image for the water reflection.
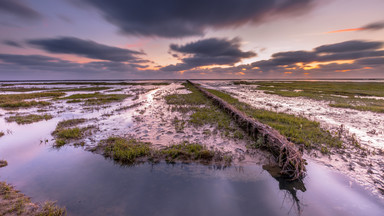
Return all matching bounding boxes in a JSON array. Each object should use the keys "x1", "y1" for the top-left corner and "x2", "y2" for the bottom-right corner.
[
  {"x1": 263, "y1": 164, "x2": 307, "y2": 215},
  {"x1": 1, "y1": 118, "x2": 384, "y2": 215}
]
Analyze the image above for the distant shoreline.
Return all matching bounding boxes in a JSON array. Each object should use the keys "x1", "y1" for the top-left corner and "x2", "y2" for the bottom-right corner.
[{"x1": 1, "y1": 78, "x2": 384, "y2": 82}]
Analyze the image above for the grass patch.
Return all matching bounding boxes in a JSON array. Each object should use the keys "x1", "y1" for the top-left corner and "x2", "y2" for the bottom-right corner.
[
  {"x1": 56, "y1": 118, "x2": 87, "y2": 129},
  {"x1": 0, "y1": 92, "x2": 63, "y2": 109},
  {"x1": 160, "y1": 141, "x2": 215, "y2": 163},
  {"x1": 115, "y1": 102, "x2": 144, "y2": 112},
  {"x1": 167, "y1": 83, "x2": 245, "y2": 139},
  {"x1": 60, "y1": 93, "x2": 130, "y2": 105},
  {"x1": 55, "y1": 127, "x2": 83, "y2": 140},
  {"x1": 52, "y1": 118, "x2": 90, "y2": 147},
  {"x1": 52, "y1": 127, "x2": 88, "y2": 147},
  {"x1": 0, "y1": 181, "x2": 66, "y2": 216},
  {"x1": 189, "y1": 107, "x2": 232, "y2": 131},
  {"x1": 37, "y1": 201, "x2": 67, "y2": 216},
  {"x1": 101, "y1": 137, "x2": 152, "y2": 164},
  {"x1": 98, "y1": 137, "x2": 231, "y2": 166},
  {"x1": 5, "y1": 114, "x2": 53, "y2": 125},
  {"x1": 165, "y1": 83, "x2": 207, "y2": 105},
  {"x1": 235, "y1": 81, "x2": 384, "y2": 113},
  {"x1": 206, "y1": 88, "x2": 342, "y2": 153},
  {"x1": 57, "y1": 87, "x2": 111, "y2": 92},
  {"x1": 329, "y1": 102, "x2": 384, "y2": 113},
  {"x1": 172, "y1": 117, "x2": 186, "y2": 132},
  {"x1": 0, "y1": 100, "x2": 51, "y2": 109},
  {"x1": 0, "y1": 87, "x2": 50, "y2": 92}
]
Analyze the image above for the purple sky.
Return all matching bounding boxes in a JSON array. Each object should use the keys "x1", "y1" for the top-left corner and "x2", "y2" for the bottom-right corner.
[{"x1": 0, "y1": 0, "x2": 383, "y2": 80}]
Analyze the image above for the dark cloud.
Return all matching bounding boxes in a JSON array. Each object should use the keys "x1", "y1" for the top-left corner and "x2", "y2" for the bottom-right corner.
[
  {"x1": 2, "y1": 40, "x2": 23, "y2": 48},
  {"x1": 78, "y1": 0, "x2": 315, "y2": 38},
  {"x1": 270, "y1": 51, "x2": 317, "y2": 64},
  {"x1": 0, "y1": 53, "x2": 141, "y2": 73},
  {"x1": 27, "y1": 37, "x2": 145, "y2": 62},
  {"x1": 361, "y1": 21, "x2": 384, "y2": 31},
  {"x1": 315, "y1": 40, "x2": 383, "y2": 53},
  {"x1": 0, "y1": 0, "x2": 42, "y2": 20},
  {"x1": 163, "y1": 37, "x2": 256, "y2": 71},
  {"x1": 0, "y1": 54, "x2": 78, "y2": 68},
  {"x1": 0, "y1": 53, "x2": 178, "y2": 80},
  {"x1": 355, "y1": 57, "x2": 384, "y2": 66},
  {"x1": 317, "y1": 50, "x2": 384, "y2": 62},
  {"x1": 251, "y1": 40, "x2": 384, "y2": 71}
]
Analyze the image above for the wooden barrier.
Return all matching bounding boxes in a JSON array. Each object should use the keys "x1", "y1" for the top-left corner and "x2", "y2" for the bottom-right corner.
[{"x1": 187, "y1": 80, "x2": 306, "y2": 180}]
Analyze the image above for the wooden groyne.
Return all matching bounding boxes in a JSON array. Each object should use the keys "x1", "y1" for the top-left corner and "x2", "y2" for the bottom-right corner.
[{"x1": 187, "y1": 80, "x2": 306, "y2": 180}]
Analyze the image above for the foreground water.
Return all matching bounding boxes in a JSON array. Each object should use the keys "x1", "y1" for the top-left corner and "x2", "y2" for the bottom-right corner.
[{"x1": 1, "y1": 117, "x2": 383, "y2": 216}]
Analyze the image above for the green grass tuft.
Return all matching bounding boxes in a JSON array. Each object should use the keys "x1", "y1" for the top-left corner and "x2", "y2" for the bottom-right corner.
[
  {"x1": 5, "y1": 114, "x2": 53, "y2": 125},
  {"x1": 56, "y1": 118, "x2": 87, "y2": 129},
  {"x1": 0, "y1": 92, "x2": 63, "y2": 109},
  {"x1": 59, "y1": 93, "x2": 130, "y2": 105},
  {"x1": 101, "y1": 137, "x2": 151, "y2": 164},
  {"x1": 98, "y1": 137, "x2": 231, "y2": 166},
  {"x1": 160, "y1": 141, "x2": 215, "y2": 163},
  {"x1": 52, "y1": 118, "x2": 90, "y2": 147}
]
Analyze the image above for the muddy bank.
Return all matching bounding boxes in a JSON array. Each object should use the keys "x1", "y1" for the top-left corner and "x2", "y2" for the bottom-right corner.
[
  {"x1": 0, "y1": 164, "x2": 66, "y2": 216},
  {"x1": 126, "y1": 82, "x2": 271, "y2": 165},
  {"x1": 198, "y1": 80, "x2": 384, "y2": 199}
]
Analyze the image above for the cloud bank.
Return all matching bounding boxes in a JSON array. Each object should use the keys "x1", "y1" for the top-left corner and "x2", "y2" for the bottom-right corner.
[
  {"x1": 28, "y1": 37, "x2": 145, "y2": 62},
  {"x1": 0, "y1": 0, "x2": 42, "y2": 20},
  {"x1": 163, "y1": 37, "x2": 256, "y2": 71},
  {"x1": 78, "y1": 0, "x2": 316, "y2": 38}
]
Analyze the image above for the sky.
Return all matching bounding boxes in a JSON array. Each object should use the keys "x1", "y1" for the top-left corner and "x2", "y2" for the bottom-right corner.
[{"x1": 0, "y1": 0, "x2": 383, "y2": 80}]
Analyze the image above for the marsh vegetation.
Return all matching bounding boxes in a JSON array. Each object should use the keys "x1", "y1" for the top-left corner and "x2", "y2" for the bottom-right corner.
[
  {"x1": 206, "y1": 88, "x2": 342, "y2": 153},
  {"x1": 165, "y1": 82, "x2": 246, "y2": 139},
  {"x1": 0, "y1": 92, "x2": 64, "y2": 109},
  {"x1": 235, "y1": 81, "x2": 384, "y2": 113},
  {"x1": 52, "y1": 118, "x2": 93, "y2": 147},
  {"x1": 97, "y1": 136, "x2": 232, "y2": 166},
  {"x1": 0, "y1": 80, "x2": 383, "y2": 215},
  {"x1": 0, "y1": 182, "x2": 66, "y2": 216},
  {"x1": 60, "y1": 92, "x2": 131, "y2": 105},
  {"x1": 5, "y1": 114, "x2": 53, "y2": 125}
]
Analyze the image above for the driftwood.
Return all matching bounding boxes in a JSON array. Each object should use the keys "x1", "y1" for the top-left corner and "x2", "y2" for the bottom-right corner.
[{"x1": 187, "y1": 80, "x2": 306, "y2": 180}]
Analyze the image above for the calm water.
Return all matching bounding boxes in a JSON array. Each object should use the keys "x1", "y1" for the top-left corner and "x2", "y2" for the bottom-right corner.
[{"x1": 1, "y1": 116, "x2": 384, "y2": 215}]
